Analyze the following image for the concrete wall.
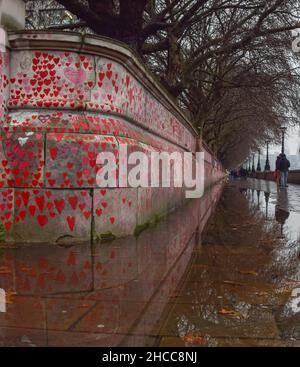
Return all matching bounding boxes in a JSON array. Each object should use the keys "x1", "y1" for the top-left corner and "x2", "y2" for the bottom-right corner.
[{"x1": 0, "y1": 31, "x2": 225, "y2": 244}]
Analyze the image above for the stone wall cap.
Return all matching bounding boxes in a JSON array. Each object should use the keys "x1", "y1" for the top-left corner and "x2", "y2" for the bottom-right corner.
[{"x1": 7, "y1": 30, "x2": 198, "y2": 137}]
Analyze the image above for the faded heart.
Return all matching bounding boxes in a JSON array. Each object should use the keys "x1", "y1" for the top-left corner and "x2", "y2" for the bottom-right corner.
[{"x1": 64, "y1": 67, "x2": 87, "y2": 85}]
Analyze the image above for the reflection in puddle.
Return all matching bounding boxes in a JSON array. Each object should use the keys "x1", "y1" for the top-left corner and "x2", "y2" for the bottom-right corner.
[
  {"x1": 243, "y1": 180, "x2": 300, "y2": 282},
  {"x1": 0, "y1": 183, "x2": 223, "y2": 346},
  {"x1": 1, "y1": 179, "x2": 299, "y2": 347},
  {"x1": 154, "y1": 179, "x2": 300, "y2": 347}
]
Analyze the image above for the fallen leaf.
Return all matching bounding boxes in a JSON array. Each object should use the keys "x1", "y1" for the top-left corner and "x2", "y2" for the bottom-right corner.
[
  {"x1": 5, "y1": 290, "x2": 16, "y2": 304},
  {"x1": 239, "y1": 270, "x2": 258, "y2": 276},
  {"x1": 254, "y1": 291, "x2": 269, "y2": 296},
  {"x1": 0, "y1": 266, "x2": 11, "y2": 274},
  {"x1": 78, "y1": 304, "x2": 90, "y2": 308},
  {"x1": 181, "y1": 335, "x2": 204, "y2": 345},
  {"x1": 218, "y1": 308, "x2": 242, "y2": 319},
  {"x1": 222, "y1": 280, "x2": 244, "y2": 286}
]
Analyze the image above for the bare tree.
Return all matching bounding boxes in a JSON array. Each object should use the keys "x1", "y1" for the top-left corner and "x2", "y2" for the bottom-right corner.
[{"x1": 23, "y1": 0, "x2": 300, "y2": 167}]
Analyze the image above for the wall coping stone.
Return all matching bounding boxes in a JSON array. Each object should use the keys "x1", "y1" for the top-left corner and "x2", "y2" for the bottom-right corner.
[{"x1": 7, "y1": 30, "x2": 198, "y2": 137}]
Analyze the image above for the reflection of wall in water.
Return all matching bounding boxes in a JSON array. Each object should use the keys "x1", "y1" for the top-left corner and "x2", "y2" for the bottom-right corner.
[{"x1": 0, "y1": 183, "x2": 224, "y2": 346}]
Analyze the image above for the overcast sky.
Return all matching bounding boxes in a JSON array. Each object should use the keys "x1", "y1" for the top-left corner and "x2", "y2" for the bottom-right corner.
[{"x1": 269, "y1": 126, "x2": 300, "y2": 155}]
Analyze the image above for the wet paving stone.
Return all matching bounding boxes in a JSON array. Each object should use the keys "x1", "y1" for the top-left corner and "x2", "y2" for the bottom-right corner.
[
  {"x1": 155, "y1": 179, "x2": 300, "y2": 346},
  {"x1": 0, "y1": 179, "x2": 300, "y2": 346}
]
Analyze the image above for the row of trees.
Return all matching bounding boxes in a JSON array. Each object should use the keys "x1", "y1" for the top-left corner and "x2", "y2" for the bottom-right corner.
[{"x1": 24, "y1": 0, "x2": 300, "y2": 168}]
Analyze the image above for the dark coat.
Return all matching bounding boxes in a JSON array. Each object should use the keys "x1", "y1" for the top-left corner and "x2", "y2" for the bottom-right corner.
[
  {"x1": 279, "y1": 157, "x2": 290, "y2": 172},
  {"x1": 275, "y1": 157, "x2": 281, "y2": 170}
]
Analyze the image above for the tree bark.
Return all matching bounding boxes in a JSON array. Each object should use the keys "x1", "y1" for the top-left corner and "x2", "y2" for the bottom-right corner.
[{"x1": 119, "y1": 0, "x2": 148, "y2": 50}]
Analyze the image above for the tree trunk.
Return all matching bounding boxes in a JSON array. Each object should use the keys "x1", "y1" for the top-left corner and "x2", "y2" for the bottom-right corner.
[{"x1": 119, "y1": 0, "x2": 148, "y2": 50}]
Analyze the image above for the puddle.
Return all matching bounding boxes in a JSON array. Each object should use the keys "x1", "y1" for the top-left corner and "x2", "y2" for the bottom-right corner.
[
  {"x1": 0, "y1": 183, "x2": 223, "y2": 346},
  {"x1": 153, "y1": 179, "x2": 300, "y2": 347},
  {"x1": 1, "y1": 178, "x2": 299, "y2": 347}
]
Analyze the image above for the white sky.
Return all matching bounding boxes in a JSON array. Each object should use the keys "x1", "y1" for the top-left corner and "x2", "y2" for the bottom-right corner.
[{"x1": 269, "y1": 126, "x2": 300, "y2": 155}]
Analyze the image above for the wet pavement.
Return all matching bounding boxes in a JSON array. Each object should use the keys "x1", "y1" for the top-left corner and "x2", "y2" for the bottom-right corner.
[
  {"x1": 156, "y1": 178, "x2": 300, "y2": 347},
  {"x1": 0, "y1": 178, "x2": 300, "y2": 347}
]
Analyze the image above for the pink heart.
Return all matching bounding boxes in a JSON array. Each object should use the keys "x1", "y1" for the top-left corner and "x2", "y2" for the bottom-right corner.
[
  {"x1": 70, "y1": 146, "x2": 79, "y2": 155},
  {"x1": 20, "y1": 161, "x2": 28, "y2": 169},
  {"x1": 83, "y1": 168, "x2": 90, "y2": 178},
  {"x1": 82, "y1": 156, "x2": 89, "y2": 165},
  {"x1": 64, "y1": 67, "x2": 86, "y2": 85}
]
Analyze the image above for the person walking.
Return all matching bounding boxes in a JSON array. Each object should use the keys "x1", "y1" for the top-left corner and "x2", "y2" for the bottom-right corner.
[
  {"x1": 275, "y1": 154, "x2": 282, "y2": 188},
  {"x1": 279, "y1": 154, "x2": 290, "y2": 188}
]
